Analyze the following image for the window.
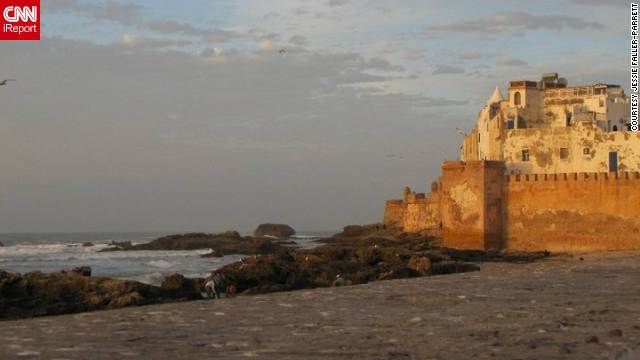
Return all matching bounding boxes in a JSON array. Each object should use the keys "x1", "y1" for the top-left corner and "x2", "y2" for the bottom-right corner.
[
  {"x1": 613, "y1": 125, "x2": 618, "y2": 131},
  {"x1": 583, "y1": 148, "x2": 590, "y2": 155},
  {"x1": 507, "y1": 120, "x2": 514, "y2": 129},
  {"x1": 560, "y1": 148, "x2": 569, "y2": 159},
  {"x1": 566, "y1": 112, "x2": 572, "y2": 127},
  {"x1": 609, "y1": 152, "x2": 618, "y2": 171},
  {"x1": 599, "y1": 99, "x2": 604, "y2": 107},
  {"x1": 521, "y1": 149, "x2": 530, "y2": 161},
  {"x1": 514, "y1": 91, "x2": 521, "y2": 106}
]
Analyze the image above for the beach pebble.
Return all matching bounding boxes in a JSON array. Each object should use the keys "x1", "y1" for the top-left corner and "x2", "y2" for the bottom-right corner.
[{"x1": 585, "y1": 335, "x2": 599, "y2": 344}]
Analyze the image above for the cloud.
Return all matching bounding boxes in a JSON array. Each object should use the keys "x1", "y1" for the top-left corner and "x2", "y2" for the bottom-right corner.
[
  {"x1": 328, "y1": 0, "x2": 349, "y2": 6},
  {"x1": 44, "y1": 0, "x2": 237, "y2": 43},
  {"x1": 145, "y1": 20, "x2": 237, "y2": 43},
  {"x1": 569, "y1": 0, "x2": 627, "y2": 7},
  {"x1": 402, "y1": 48, "x2": 427, "y2": 61},
  {"x1": 119, "y1": 35, "x2": 192, "y2": 49},
  {"x1": 498, "y1": 58, "x2": 528, "y2": 66},
  {"x1": 456, "y1": 51, "x2": 496, "y2": 60},
  {"x1": 289, "y1": 35, "x2": 307, "y2": 46},
  {"x1": 425, "y1": 11, "x2": 604, "y2": 36},
  {"x1": 0, "y1": 37, "x2": 465, "y2": 231},
  {"x1": 432, "y1": 65, "x2": 465, "y2": 75},
  {"x1": 43, "y1": 0, "x2": 141, "y2": 25}
]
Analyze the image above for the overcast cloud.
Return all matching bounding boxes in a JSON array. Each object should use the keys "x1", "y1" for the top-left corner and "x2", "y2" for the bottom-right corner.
[{"x1": 0, "y1": 1, "x2": 630, "y2": 232}]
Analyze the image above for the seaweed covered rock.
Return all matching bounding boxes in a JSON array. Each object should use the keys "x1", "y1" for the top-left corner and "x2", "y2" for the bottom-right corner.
[
  {"x1": 217, "y1": 227, "x2": 550, "y2": 296},
  {"x1": 253, "y1": 224, "x2": 296, "y2": 239},
  {"x1": 130, "y1": 232, "x2": 243, "y2": 250},
  {"x1": 0, "y1": 268, "x2": 204, "y2": 320},
  {"x1": 102, "y1": 231, "x2": 288, "y2": 257},
  {"x1": 161, "y1": 273, "x2": 204, "y2": 299}
]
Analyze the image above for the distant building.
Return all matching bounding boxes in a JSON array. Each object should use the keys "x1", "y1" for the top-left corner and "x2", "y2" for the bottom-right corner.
[
  {"x1": 384, "y1": 74, "x2": 640, "y2": 252},
  {"x1": 461, "y1": 73, "x2": 638, "y2": 174}
]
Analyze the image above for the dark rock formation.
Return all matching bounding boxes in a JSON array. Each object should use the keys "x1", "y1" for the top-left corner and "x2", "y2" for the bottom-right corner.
[
  {"x1": 0, "y1": 269, "x2": 203, "y2": 321},
  {"x1": 72, "y1": 266, "x2": 92, "y2": 277},
  {"x1": 82, "y1": 242, "x2": 93, "y2": 247},
  {"x1": 201, "y1": 237, "x2": 284, "y2": 258},
  {"x1": 161, "y1": 273, "x2": 204, "y2": 299},
  {"x1": 254, "y1": 224, "x2": 296, "y2": 239},
  {"x1": 100, "y1": 231, "x2": 288, "y2": 256},
  {"x1": 216, "y1": 224, "x2": 549, "y2": 295},
  {"x1": 0, "y1": 241, "x2": 3, "y2": 247}
]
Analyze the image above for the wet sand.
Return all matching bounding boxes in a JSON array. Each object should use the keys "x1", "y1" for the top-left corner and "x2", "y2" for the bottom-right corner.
[{"x1": 1, "y1": 252, "x2": 640, "y2": 359}]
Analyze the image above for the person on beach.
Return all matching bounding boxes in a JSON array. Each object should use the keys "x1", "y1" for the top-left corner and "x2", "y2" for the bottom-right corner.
[
  {"x1": 332, "y1": 274, "x2": 345, "y2": 287},
  {"x1": 213, "y1": 272, "x2": 226, "y2": 299},
  {"x1": 204, "y1": 278, "x2": 215, "y2": 299}
]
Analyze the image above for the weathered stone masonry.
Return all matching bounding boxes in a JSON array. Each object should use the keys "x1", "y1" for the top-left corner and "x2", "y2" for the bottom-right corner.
[{"x1": 384, "y1": 160, "x2": 640, "y2": 252}]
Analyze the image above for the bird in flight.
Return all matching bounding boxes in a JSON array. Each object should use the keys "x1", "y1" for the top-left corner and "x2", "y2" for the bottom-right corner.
[
  {"x1": 0, "y1": 79, "x2": 16, "y2": 86},
  {"x1": 278, "y1": 49, "x2": 286, "y2": 54}
]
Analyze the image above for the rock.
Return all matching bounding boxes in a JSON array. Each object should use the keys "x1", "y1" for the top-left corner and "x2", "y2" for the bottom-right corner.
[
  {"x1": 101, "y1": 230, "x2": 289, "y2": 256},
  {"x1": 608, "y1": 329, "x2": 622, "y2": 337},
  {"x1": 340, "y1": 224, "x2": 386, "y2": 237},
  {"x1": 129, "y1": 232, "x2": 245, "y2": 251},
  {"x1": 161, "y1": 273, "x2": 203, "y2": 299},
  {"x1": 213, "y1": 224, "x2": 549, "y2": 296},
  {"x1": 408, "y1": 256, "x2": 432, "y2": 276},
  {"x1": 82, "y1": 242, "x2": 93, "y2": 247},
  {"x1": 631, "y1": 325, "x2": 640, "y2": 331},
  {"x1": 0, "y1": 268, "x2": 195, "y2": 320},
  {"x1": 584, "y1": 336, "x2": 599, "y2": 344},
  {"x1": 0, "y1": 241, "x2": 3, "y2": 247},
  {"x1": 71, "y1": 266, "x2": 92, "y2": 277},
  {"x1": 254, "y1": 224, "x2": 296, "y2": 239}
]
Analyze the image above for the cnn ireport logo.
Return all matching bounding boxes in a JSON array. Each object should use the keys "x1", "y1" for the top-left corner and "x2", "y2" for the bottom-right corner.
[{"x1": 1, "y1": 0, "x2": 40, "y2": 40}]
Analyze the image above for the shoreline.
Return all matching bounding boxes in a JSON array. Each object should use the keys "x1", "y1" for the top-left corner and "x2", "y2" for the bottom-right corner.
[{"x1": 0, "y1": 225, "x2": 550, "y2": 321}]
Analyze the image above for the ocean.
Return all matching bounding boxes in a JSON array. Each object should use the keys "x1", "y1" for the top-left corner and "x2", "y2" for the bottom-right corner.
[{"x1": 0, "y1": 231, "x2": 331, "y2": 286}]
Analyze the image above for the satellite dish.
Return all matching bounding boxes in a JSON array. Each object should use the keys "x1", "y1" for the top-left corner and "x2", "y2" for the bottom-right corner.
[{"x1": 557, "y1": 77, "x2": 568, "y2": 86}]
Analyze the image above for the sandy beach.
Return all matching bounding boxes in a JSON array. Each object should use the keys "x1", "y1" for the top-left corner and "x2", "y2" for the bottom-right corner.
[{"x1": 1, "y1": 251, "x2": 639, "y2": 359}]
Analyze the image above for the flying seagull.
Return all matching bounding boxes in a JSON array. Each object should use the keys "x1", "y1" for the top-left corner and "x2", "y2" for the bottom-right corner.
[
  {"x1": 278, "y1": 49, "x2": 286, "y2": 54},
  {"x1": 0, "y1": 79, "x2": 16, "y2": 86}
]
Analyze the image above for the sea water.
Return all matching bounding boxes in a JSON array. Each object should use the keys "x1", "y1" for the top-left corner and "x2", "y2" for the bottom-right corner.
[{"x1": 0, "y1": 232, "x2": 330, "y2": 286}]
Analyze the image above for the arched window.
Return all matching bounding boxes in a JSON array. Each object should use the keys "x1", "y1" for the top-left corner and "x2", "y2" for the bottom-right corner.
[
  {"x1": 514, "y1": 92, "x2": 521, "y2": 106},
  {"x1": 613, "y1": 125, "x2": 618, "y2": 131}
]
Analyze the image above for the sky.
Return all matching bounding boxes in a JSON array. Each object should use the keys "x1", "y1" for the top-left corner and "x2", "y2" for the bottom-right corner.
[{"x1": 0, "y1": 0, "x2": 631, "y2": 233}]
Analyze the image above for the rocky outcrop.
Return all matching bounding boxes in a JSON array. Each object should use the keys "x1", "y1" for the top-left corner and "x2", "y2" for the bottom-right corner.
[
  {"x1": 0, "y1": 268, "x2": 203, "y2": 321},
  {"x1": 161, "y1": 273, "x2": 204, "y2": 299},
  {"x1": 254, "y1": 224, "x2": 296, "y2": 239},
  {"x1": 72, "y1": 266, "x2": 92, "y2": 277},
  {"x1": 0, "y1": 241, "x2": 3, "y2": 247},
  {"x1": 216, "y1": 225, "x2": 550, "y2": 295},
  {"x1": 129, "y1": 232, "x2": 245, "y2": 250},
  {"x1": 200, "y1": 237, "x2": 284, "y2": 258},
  {"x1": 100, "y1": 231, "x2": 288, "y2": 256}
]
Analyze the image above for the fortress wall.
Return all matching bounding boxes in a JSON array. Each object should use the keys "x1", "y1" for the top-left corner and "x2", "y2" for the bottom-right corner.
[
  {"x1": 441, "y1": 161, "x2": 505, "y2": 250},
  {"x1": 403, "y1": 193, "x2": 441, "y2": 233},
  {"x1": 383, "y1": 200, "x2": 403, "y2": 226},
  {"x1": 505, "y1": 172, "x2": 640, "y2": 252}
]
